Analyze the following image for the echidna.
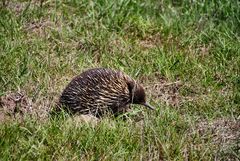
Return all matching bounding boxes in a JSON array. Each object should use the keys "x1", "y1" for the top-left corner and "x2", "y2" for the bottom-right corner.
[{"x1": 59, "y1": 68, "x2": 154, "y2": 117}]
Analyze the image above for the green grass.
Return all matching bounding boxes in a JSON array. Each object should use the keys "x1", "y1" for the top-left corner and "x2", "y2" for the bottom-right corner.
[{"x1": 0, "y1": 0, "x2": 240, "y2": 160}]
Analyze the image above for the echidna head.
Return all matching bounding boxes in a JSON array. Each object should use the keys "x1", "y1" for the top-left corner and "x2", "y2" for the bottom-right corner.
[{"x1": 128, "y1": 81, "x2": 155, "y2": 110}]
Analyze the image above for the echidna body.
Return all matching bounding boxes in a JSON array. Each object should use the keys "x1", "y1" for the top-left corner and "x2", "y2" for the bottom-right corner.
[{"x1": 59, "y1": 68, "x2": 154, "y2": 116}]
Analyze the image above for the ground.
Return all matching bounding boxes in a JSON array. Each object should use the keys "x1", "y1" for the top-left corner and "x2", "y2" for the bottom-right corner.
[{"x1": 0, "y1": 0, "x2": 240, "y2": 160}]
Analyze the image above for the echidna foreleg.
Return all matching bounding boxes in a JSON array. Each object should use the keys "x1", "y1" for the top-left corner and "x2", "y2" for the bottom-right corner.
[{"x1": 112, "y1": 104, "x2": 131, "y2": 117}]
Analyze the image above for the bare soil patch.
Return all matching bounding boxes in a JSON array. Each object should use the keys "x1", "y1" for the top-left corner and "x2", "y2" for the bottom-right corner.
[
  {"x1": 143, "y1": 75, "x2": 183, "y2": 107},
  {"x1": 195, "y1": 118, "x2": 240, "y2": 149},
  {"x1": 0, "y1": 91, "x2": 32, "y2": 122},
  {"x1": 24, "y1": 19, "x2": 55, "y2": 37},
  {"x1": 0, "y1": 90, "x2": 55, "y2": 122},
  {"x1": 5, "y1": 1, "x2": 46, "y2": 15},
  {"x1": 187, "y1": 118, "x2": 240, "y2": 160},
  {"x1": 138, "y1": 33, "x2": 162, "y2": 50},
  {"x1": 5, "y1": 1, "x2": 27, "y2": 15}
]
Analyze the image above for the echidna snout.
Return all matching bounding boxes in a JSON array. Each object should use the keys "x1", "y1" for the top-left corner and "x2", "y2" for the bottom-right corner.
[
  {"x1": 59, "y1": 68, "x2": 154, "y2": 116},
  {"x1": 128, "y1": 81, "x2": 155, "y2": 110}
]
